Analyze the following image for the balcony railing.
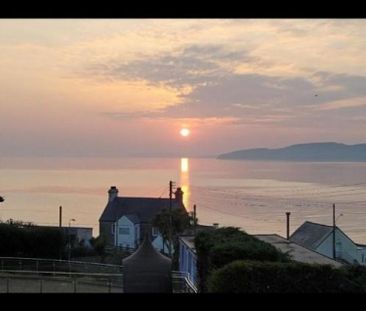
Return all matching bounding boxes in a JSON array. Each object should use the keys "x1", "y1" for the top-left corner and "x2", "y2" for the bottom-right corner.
[{"x1": 172, "y1": 271, "x2": 198, "y2": 293}]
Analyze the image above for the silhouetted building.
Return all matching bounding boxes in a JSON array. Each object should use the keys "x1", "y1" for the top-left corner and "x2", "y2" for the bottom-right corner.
[
  {"x1": 38, "y1": 225, "x2": 93, "y2": 248},
  {"x1": 123, "y1": 235, "x2": 172, "y2": 293}
]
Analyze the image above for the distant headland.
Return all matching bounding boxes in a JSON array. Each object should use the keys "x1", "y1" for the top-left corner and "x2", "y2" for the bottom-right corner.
[{"x1": 217, "y1": 142, "x2": 366, "y2": 161}]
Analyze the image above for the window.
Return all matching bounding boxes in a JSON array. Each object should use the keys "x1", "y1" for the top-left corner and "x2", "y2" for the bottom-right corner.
[
  {"x1": 119, "y1": 227, "x2": 130, "y2": 235},
  {"x1": 152, "y1": 227, "x2": 159, "y2": 236}
]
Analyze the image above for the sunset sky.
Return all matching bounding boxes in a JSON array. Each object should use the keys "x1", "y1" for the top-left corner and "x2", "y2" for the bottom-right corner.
[{"x1": 1, "y1": 19, "x2": 366, "y2": 157}]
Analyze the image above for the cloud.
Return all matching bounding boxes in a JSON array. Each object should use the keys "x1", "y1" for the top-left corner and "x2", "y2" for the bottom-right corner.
[
  {"x1": 86, "y1": 43, "x2": 253, "y2": 89},
  {"x1": 84, "y1": 37, "x2": 366, "y2": 130},
  {"x1": 96, "y1": 48, "x2": 366, "y2": 126},
  {"x1": 316, "y1": 97, "x2": 366, "y2": 111}
]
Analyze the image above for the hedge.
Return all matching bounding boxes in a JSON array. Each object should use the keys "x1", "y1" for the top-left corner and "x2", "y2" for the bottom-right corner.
[
  {"x1": 194, "y1": 227, "x2": 290, "y2": 292},
  {"x1": 0, "y1": 222, "x2": 67, "y2": 259},
  {"x1": 208, "y1": 260, "x2": 365, "y2": 293}
]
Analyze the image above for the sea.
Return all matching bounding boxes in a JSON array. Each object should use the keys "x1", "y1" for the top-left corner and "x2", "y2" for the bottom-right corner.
[{"x1": 1, "y1": 157, "x2": 366, "y2": 243}]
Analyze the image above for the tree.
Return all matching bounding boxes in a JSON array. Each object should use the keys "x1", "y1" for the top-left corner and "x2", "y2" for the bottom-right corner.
[
  {"x1": 90, "y1": 235, "x2": 107, "y2": 261},
  {"x1": 194, "y1": 227, "x2": 290, "y2": 292},
  {"x1": 153, "y1": 208, "x2": 192, "y2": 263},
  {"x1": 0, "y1": 221, "x2": 66, "y2": 258}
]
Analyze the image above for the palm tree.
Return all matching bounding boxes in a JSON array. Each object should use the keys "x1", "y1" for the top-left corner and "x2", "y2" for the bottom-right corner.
[{"x1": 153, "y1": 208, "x2": 192, "y2": 259}]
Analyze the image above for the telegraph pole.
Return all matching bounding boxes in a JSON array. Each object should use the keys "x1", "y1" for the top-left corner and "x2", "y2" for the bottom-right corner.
[
  {"x1": 333, "y1": 203, "x2": 336, "y2": 260},
  {"x1": 286, "y1": 212, "x2": 291, "y2": 240},
  {"x1": 193, "y1": 204, "x2": 197, "y2": 236},
  {"x1": 168, "y1": 181, "x2": 175, "y2": 257},
  {"x1": 59, "y1": 206, "x2": 62, "y2": 228}
]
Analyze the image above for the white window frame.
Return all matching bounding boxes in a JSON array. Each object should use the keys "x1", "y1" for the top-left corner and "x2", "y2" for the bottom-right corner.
[
  {"x1": 119, "y1": 227, "x2": 130, "y2": 235},
  {"x1": 152, "y1": 227, "x2": 159, "y2": 236}
]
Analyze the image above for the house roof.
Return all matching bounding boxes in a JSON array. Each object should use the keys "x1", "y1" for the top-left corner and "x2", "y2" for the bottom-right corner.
[
  {"x1": 99, "y1": 196, "x2": 183, "y2": 223},
  {"x1": 179, "y1": 236, "x2": 196, "y2": 254},
  {"x1": 179, "y1": 231, "x2": 342, "y2": 267},
  {"x1": 255, "y1": 234, "x2": 342, "y2": 267},
  {"x1": 38, "y1": 225, "x2": 93, "y2": 232},
  {"x1": 123, "y1": 214, "x2": 140, "y2": 224},
  {"x1": 289, "y1": 221, "x2": 336, "y2": 250},
  {"x1": 179, "y1": 224, "x2": 217, "y2": 253},
  {"x1": 180, "y1": 224, "x2": 216, "y2": 236}
]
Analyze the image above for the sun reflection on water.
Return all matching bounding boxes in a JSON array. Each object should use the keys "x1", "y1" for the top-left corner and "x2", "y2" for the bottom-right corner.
[{"x1": 180, "y1": 158, "x2": 190, "y2": 211}]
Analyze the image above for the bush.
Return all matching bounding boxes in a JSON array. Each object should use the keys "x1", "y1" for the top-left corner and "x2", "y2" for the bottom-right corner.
[
  {"x1": 0, "y1": 222, "x2": 66, "y2": 258},
  {"x1": 208, "y1": 260, "x2": 364, "y2": 293},
  {"x1": 90, "y1": 235, "x2": 106, "y2": 257},
  {"x1": 341, "y1": 265, "x2": 366, "y2": 290},
  {"x1": 194, "y1": 227, "x2": 290, "y2": 292},
  {"x1": 71, "y1": 246, "x2": 96, "y2": 258}
]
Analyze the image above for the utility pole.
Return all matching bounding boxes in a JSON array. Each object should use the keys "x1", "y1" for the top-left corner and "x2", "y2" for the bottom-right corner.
[
  {"x1": 193, "y1": 204, "x2": 197, "y2": 236},
  {"x1": 59, "y1": 206, "x2": 62, "y2": 228},
  {"x1": 168, "y1": 180, "x2": 175, "y2": 258},
  {"x1": 286, "y1": 212, "x2": 291, "y2": 240},
  {"x1": 58, "y1": 206, "x2": 62, "y2": 260},
  {"x1": 333, "y1": 203, "x2": 336, "y2": 260}
]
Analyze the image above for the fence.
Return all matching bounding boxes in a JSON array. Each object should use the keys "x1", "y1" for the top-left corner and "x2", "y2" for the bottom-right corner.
[
  {"x1": 0, "y1": 257, "x2": 123, "y2": 274},
  {"x1": 0, "y1": 270, "x2": 123, "y2": 293},
  {"x1": 0, "y1": 257, "x2": 197, "y2": 293}
]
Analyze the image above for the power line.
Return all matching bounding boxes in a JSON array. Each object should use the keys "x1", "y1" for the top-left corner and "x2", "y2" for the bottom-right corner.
[{"x1": 157, "y1": 186, "x2": 168, "y2": 198}]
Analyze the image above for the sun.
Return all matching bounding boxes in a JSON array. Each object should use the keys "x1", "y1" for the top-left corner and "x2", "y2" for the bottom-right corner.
[{"x1": 180, "y1": 128, "x2": 190, "y2": 137}]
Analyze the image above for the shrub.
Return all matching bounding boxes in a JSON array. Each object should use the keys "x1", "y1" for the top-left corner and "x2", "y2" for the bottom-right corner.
[
  {"x1": 0, "y1": 222, "x2": 66, "y2": 258},
  {"x1": 194, "y1": 227, "x2": 290, "y2": 292},
  {"x1": 90, "y1": 235, "x2": 106, "y2": 257},
  {"x1": 341, "y1": 265, "x2": 366, "y2": 290},
  {"x1": 208, "y1": 260, "x2": 364, "y2": 293}
]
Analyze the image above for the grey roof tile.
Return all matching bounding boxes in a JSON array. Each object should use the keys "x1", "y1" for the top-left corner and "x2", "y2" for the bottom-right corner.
[
  {"x1": 99, "y1": 196, "x2": 183, "y2": 223},
  {"x1": 289, "y1": 221, "x2": 334, "y2": 250}
]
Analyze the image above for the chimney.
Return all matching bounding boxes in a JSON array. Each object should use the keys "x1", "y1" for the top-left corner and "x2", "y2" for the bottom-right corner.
[
  {"x1": 286, "y1": 212, "x2": 291, "y2": 240},
  {"x1": 108, "y1": 186, "x2": 119, "y2": 202},
  {"x1": 174, "y1": 187, "x2": 184, "y2": 206}
]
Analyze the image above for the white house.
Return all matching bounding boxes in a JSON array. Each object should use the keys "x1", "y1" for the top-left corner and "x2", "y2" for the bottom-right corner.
[
  {"x1": 255, "y1": 234, "x2": 342, "y2": 267},
  {"x1": 99, "y1": 185, "x2": 187, "y2": 254},
  {"x1": 114, "y1": 214, "x2": 170, "y2": 253},
  {"x1": 290, "y1": 221, "x2": 366, "y2": 265},
  {"x1": 152, "y1": 232, "x2": 171, "y2": 254},
  {"x1": 114, "y1": 214, "x2": 140, "y2": 249}
]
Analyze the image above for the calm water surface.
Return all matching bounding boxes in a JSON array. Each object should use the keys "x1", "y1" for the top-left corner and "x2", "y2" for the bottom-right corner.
[{"x1": 1, "y1": 157, "x2": 366, "y2": 243}]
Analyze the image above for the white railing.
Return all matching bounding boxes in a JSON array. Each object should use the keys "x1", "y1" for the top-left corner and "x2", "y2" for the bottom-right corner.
[{"x1": 171, "y1": 271, "x2": 198, "y2": 293}]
